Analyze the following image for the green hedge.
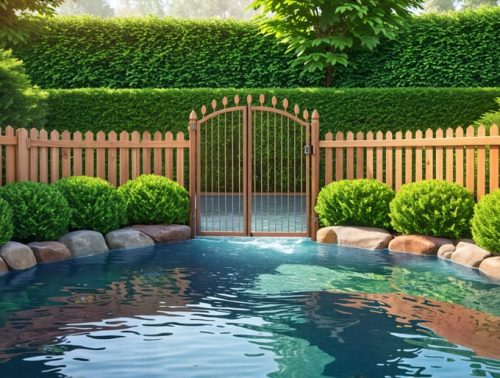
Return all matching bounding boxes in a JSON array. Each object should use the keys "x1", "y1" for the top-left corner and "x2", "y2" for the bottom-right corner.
[
  {"x1": 44, "y1": 87, "x2": 500, "y2": 135},
  {"x1": 10, "y1": 8, "x2": 500, "y2": 89}
]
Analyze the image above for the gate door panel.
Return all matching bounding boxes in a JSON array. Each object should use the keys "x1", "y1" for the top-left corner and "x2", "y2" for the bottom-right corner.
[{"x1": 194, "y1": 95, "x2": 314, "y2": 237}]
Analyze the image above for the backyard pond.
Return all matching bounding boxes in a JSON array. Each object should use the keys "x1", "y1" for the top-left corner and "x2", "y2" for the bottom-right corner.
[{"x1": 0, "y1": 238, "x2": 499, "y2": 377}]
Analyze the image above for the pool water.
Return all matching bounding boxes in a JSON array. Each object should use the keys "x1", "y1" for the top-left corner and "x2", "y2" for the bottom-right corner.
[{"x1": 0, "y1": 238, "x2": 499, "y2": 377}]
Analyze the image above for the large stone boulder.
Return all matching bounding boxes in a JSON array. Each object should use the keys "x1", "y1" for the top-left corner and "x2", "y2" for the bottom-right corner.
[
  {"x1": 316, "y1": 226, "x2": 393, "y2": 250},
  {"x1": 59, "y1": 230, "x2": 109, "y2": 258},
  {"x1": 105, "y1": 228, "x2": 155, "y2": 250},
  {"x1": 0, "y1": 257, "x2": 8, "y2": 274},
  {"x1": 132, "y1": 225, "x2": 192, "y2": 243},
  {"x1": 27, "y1": 241, "x2": 71, "y2": 264},
  {"x1": 479, "y1": 257, "x2": 500, "y2": 280},
  {"x1": 388, "y1": 235, "x2": 452, "y2": 255},
  {"x1": 0, "y1": 242, "x2": 37, "y2": 270},
  {"x1": 451, "y1": 241, "x2": 491, "y2": 268},
  {"x1": 437, "y1": 244, "x2": 456, "y2": 260}
]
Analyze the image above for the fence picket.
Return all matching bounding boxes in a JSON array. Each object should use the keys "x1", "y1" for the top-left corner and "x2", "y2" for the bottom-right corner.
[
  {"x1": 376, "y1": 131, "x2": 383, "y2": 182},
  {"x1": 39, "y1": 130, "x2": 48, "y2": 183},
  {"x1": 395, "y1": 131, "x2": 403, "y2": 191},
  {"x1": 465, "y1": 126, "x2": 475, "y2": 193},
  {"x1": 325, "y1": 132, "x2": 333, "y2": 184},
  {"x1": 366, "y1": 132, "x2": 374, "y2": 179},
  {"x1": 29, "y1": 129, "x2": 39, "y2": 181},
  {"x1": 477, "y1": 125, "x2": 486, "y2": 199},
  {"x1": 50, "y1": 130, "x2": 60, "y2": 183},
  {"x1": 154, "y1": 131, "x2": 163, "y2": 175},
  {"x1": 346, "y1": 132, "x2": 354, "y2": 179},
  {"x1": 73, "y1": 131, "x2": 83, "y2": 176},
  {"x1": 425, "y1": 129, "x2": 434, "y2": 180},
  {"x1": 415, "y1": 130, "x2": 423, "y2": 182},
  {"x1": 355, "y1": 132, "x2": 364, "y2": 179},
  {"x1": 404, "y1": 131, "x2": 413, "y2": 183},
  {"x1": 166, "y1": 132, "x2": 174, "y2": 179},
  {"x1": 335, "y1": 131, "x2": 344, "y2": 180},
  {"x1": 490, "y1": 125, "x2": 499, "y2": 193},
  {"x1": 61, "y1": 131, "x2": 71, "y2": 178},
  {"x1": 445, "y1": 128, "x2": 454, "y2": 182},
  {"x1": 96, "y1": 131, "x2": 106, "y2": 180},
  {"x1": 142, "y1": 131, "x2": 151, "y2": 174},
  {"x1": 131, "y1": 131, "x2": 140, "y2": 179},
  {"x1": 119, "y1": 131, "x2": 130, "y2": 185},
  {"x1": 108, "y1": 131, "x2": 117, "y2": 186},
  {"x1": 5, "y1": 127, "x2": 15, "y2": 183},
  {"x1": 16, "y1": 128, "x2": 29, "y2": 181},
  {"x1": 455, "y1": 127, "x2": 464, "y2": 185},
  {"x1": 435, "y1": 128, "x2": 444, "y2": 180},
  {"x1": 385, "y1": 131, "x2": 393, "y2": 188},
  {"x1": 85, "y1": 131, "x2": 94, "y2": 177},
  {"x1": 176, "y1": 132, "x2": 185, "y2": 186}
]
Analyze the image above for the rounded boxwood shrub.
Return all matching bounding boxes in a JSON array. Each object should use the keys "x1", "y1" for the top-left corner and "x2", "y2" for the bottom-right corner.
[
  {"x1": 0, "y1": 198, "x2": 13, "y2": 245},
  {"x1": 315, "y1": 179, "x2": 395, "y2": 229},
  {"x1": 0, "y1": 181, "x2": 70, "y2": 242},
  {"x1": 390, "y1": 180, "x2": 474, "y2": 239},
  {"x1": 118, "y1": 175, "x2": 190, "y2": 225},
  {"x1": 54, "y1": 176, "x2": 127, "y2": 234},
  {"x1": 472, "y1": 189, "x2": 500, "y2": 254}
]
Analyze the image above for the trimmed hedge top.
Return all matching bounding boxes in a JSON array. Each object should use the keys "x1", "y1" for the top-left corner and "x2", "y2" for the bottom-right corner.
[
  {"x1": 44, "y1": 87, "x2": 500, "y2": 135},
  {"x1": 10, "y1": 8, "x2": 500, "y2": 89}
]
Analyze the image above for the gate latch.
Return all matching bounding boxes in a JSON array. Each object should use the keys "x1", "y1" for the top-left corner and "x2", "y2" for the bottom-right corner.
[{"x1": 304, "y1": 145, "x2": 313, "y2": 155}]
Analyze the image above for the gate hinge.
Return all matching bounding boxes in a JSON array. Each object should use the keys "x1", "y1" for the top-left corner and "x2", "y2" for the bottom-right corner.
[
  {"x1": 190, "y1": 122, "x2": 197, "y2": 131},
  {"x1": 304, "y1": 144, "x2": 313, "y2": 155}
]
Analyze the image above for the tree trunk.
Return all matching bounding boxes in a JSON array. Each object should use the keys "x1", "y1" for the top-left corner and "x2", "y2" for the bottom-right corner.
[{"x1": 325, "y1": 64, "x2": 334, "y2": 87}]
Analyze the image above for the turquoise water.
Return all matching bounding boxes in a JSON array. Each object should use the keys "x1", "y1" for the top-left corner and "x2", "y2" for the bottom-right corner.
[{"x1": 0, "y1": 238, "x2": 499, "y2": 377}]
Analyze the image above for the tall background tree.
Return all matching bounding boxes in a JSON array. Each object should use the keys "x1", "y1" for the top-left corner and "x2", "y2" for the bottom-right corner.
[
  {"x1": 168, "y1": 0, "x2": 254, "y2": 18},
  {"x1": 57, "y1": 0, "x2": 114, "y2": 17},
  {"x1": 250, "y1": 0, "x2": 423, "y2": 87},
  {"x1": 0, "y1": 0, "x2": 64, "y2": 44}
]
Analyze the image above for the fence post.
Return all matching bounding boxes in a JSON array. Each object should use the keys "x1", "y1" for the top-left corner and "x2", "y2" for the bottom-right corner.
[
  {"x1": 311, "y1": 110, "x2": 320, "y2": 240},
  {"x1": 189, "y1": 110, "x2": 197, "y2": 237},
  {"x1": 16, "y1": 128, "x2": 29, "y2": 181}
]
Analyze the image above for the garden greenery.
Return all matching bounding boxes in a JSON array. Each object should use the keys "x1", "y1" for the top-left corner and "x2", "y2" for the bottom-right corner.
[
  {"x1": 472, "y1": 189, "x2": 500, "y2": 255},
  {"x1": 118, "y1": 175, "x2": 190, "y2": 225},
  {"x1": 44, "y1": 87, "x2": 500, "y2": 135},
  {"x1": 0, "y1": 49, "x2": 47, "y2": 128},
  {"x1": 0, "y1": 182, "x2": 70, "y2": 242},
  {"x1": 390, "y1": 180, "x2": 475, "y2": 239},
  {"x1": 10, "y1": 8, "x2": 499, "y2": 88},
  {"x1": 0, "y1": 198, "x2": 13, "y2": 245},
  {"x1": 315, "y1": 179, "x2": 395, "y2": 229},
  {"x1": 54, "y1": 176, "x2": 128, "y2": 234}
]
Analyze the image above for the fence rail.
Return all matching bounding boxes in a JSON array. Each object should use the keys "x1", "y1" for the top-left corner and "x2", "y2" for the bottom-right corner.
[
  {"x1": 0, "y1": 127, "x2": 189, "y2": 187},
  {"x1": 320, "y1": 125, "x2": 499, "y2": 199}
]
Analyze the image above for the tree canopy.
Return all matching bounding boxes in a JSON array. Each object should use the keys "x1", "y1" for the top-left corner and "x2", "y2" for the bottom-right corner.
[{"x1": 250, "y1": 0, "x2": 423, "y2": 86}]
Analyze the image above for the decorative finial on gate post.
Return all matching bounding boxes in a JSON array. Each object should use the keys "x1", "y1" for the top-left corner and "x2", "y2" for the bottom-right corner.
[
  {"x1": 312, "y1": 109, "x2": 319, "y2": 120},
  {"x1": 189, "y1": 110, "x2": 197, "y2": 131},
  {"x1": 247, "y1": 95, "x2": 253, "y2": 105}
]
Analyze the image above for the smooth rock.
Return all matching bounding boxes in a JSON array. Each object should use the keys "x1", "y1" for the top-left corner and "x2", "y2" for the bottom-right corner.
[
  {"x1": 316, "y1": 227, "x2": 337, "y2": 244},
  {"x1": 59, "y1": 230, "x2": 109, "y2": 258},
  {"x1": 27, "y1": 241, "x2": 71, "y2": 264},
  {"x1": 0, "y1": 257, "x2": 8, "y2": 274},
  {"x1": 388, "y1": 235, "x2": 452, "y2": 255},
  {"x1": 132, "y1": 225, "x2": 192, "y2": 243},
  {"x1": 105, "y1": 228, "x2": 155, "y2": 250},
  {"x1": 437, "y1": 244, "x2": 456, "y2": 260},
  {"x1": 0, "y1": 242, "x2": 37, "y2": 270},
  {"x1": 479, "y1": 256, "x2": 500, "y2": 280},
  {"x1": 451, "y1": 241, "x2": 491, "y2": 268},
  {"x1": 318, "y1": 226, "x2": 393, "y2": 250}
]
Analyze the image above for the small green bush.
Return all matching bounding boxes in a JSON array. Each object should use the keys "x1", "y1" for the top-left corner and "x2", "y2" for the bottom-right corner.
[
  {"x1": 0, "y1": 181, "x2": 70, "y2": 241},
  {"x1": 390, "y1": 180, "x2": 474, "y2": 239},
  {"x1": 472, "y1": 189, "x2": 500, "y2": 255},
  {"x1": 475, "y1": 98, "x2": 500, "y2": 128},
  {"x1": 54, "y1": 176, "x2": 127, "y2": 234},
  {"x1": 315, "y1": 179, "x2": 395, "y2": 229},
  {"x1": 0, "y1": 198, "x2": 13, "y2": 245},
  {"x1": 118, "y1": 175, "x2": 190, "y2": 225}
]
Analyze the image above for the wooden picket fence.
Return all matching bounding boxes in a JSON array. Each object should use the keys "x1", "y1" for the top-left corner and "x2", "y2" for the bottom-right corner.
[
  {"x1": 320, "y1": 125, "x2": 500, "y2": 199},
  {"x1": 0, "y1": 127, "x2": 189, "y2": 187}
]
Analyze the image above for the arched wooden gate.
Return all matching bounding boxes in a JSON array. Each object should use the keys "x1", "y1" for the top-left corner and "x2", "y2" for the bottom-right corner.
[{"x1": 188, "y1": 95, "x2": 319, "y2": 238}]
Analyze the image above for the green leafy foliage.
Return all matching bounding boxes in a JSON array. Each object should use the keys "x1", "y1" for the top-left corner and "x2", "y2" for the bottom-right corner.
[
  {"x1": 0, "y1": 0, "x2": 63, "y2": 45},
  {"x1": 475, "y1": 98, "x2": 500, "y2": 127},
  {"x1": 472, "y1": 189, "x2": 500, "y2": 255},
  {"x1": 315, "y1": 179, "x2": 395, "y2": 229},
  {"x1": 390, "y1": 180, "x2": 475, "y2": 239},
  {"x1": 0, "y1": 198, "x2": 13, "y2": 245},
  {"x1": 9, "y1": 9, "x2": 499, "y2": 88},
  {"x1": 250, "y1": 0, "x2": 422, "y2": 86},
  {"x1": 118, "y1": 175, "x2": 190, "y2": 225},
  {"x1": 43, "y1": 87, "x2": 500, "y2": 135},
  {"x1": 53, "y1": 176, "x2": 127, "y2": 234},
  {"x1": 0, "y1": 49, "x2": 47, "y2": 128},
  {"x1": 0, "y1": 181, "x2": 70, "y2": 242}
]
